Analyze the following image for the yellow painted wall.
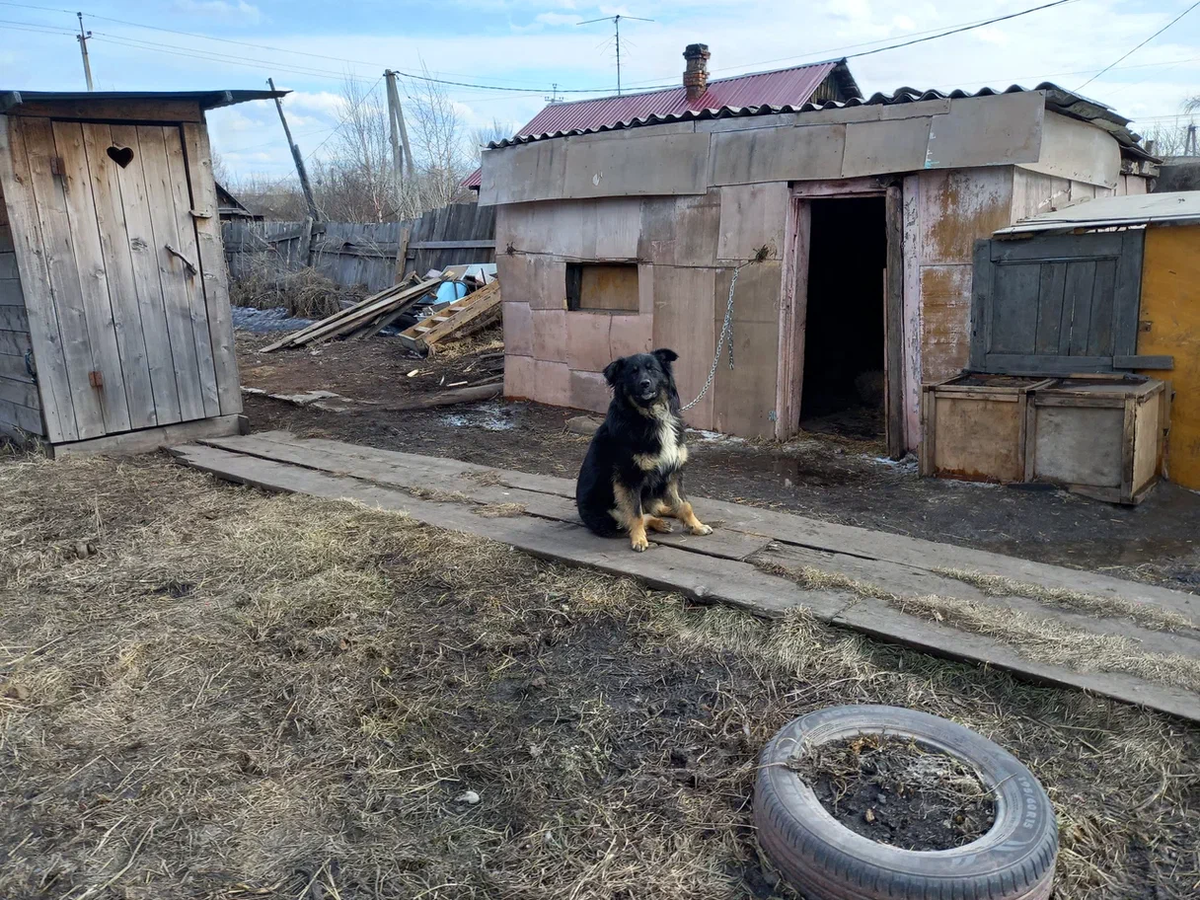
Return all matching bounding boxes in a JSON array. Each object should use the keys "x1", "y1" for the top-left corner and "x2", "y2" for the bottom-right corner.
[{"x1": 1138, "y1": 224, "x2": 1200, "y2": 489}]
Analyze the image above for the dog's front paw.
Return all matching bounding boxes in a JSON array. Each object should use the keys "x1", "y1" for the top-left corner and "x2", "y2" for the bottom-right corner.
[
  {"x1": 630, "y1": 534, "x2": 650, "y2": 552},
  {"x1": 688, "y1": 522, "x2": 714, "y2": 536},
  {"x1": 646, "y1": 516, "x2": 673, "y2": 534}
]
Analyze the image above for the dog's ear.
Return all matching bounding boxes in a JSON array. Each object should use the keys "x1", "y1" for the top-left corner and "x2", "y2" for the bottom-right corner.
[
  {"x1": 602, "y1": 356, "x2": 626, "y2": 386},
  {"x1": 652, "y1": 348, "x2": 679, "y2": 367}
]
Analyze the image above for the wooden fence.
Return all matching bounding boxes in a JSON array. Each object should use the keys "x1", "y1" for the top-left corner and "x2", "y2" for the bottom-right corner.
[{"x1": 222, "y1": 202, "x2": 496, "y2": 294}]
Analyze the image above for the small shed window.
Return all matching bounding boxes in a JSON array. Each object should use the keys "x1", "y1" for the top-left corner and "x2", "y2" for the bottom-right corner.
[{"x1": 566, "y1": 263, "x2": 639, "y2": 312}]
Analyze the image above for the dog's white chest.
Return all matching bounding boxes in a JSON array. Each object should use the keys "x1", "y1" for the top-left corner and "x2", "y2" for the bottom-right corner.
[{"x1": 635, "y1": 416, "x2": 688, "y2": 473}]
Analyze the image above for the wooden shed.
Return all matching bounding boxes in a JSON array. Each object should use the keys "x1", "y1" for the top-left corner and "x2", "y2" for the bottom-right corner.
[
  {"x1": 0, "y1": 88, "x2": 280, "y2": 454},
  {"x1": 991, "y1": 192, "x2": 1200, "y2": 490},
  {"x1": 479, "y1": 67, "x2": 1155, "y2": 457}
]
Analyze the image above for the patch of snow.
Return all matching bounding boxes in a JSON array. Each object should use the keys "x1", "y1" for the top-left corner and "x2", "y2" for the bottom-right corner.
[
  {"x1": 688, "y1": 429, "x2": 745, "y2": 444},
  {"x1": 441, "y1": 402, "x2": 515, "y2": 432},
  {"x1": 868, "y1": 455, "x2": 918, "y2": 472}
]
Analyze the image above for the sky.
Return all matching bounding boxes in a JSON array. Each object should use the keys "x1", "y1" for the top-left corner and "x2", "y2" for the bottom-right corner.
[{"x1": 1, "y1": 0, "x2": 1199, "y2": 182}]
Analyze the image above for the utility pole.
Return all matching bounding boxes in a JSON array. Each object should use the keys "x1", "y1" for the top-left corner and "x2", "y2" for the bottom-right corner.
[
  {"x1": 384, "y1": 71, "x2": 416, "y2": 198},
  {"x1": 76, "y1": 12, "x2": 94, "y2": 91},
  {"x1": 267, "y1": 77, "x2": 319, "y2": 223},
  {"x1": 545, "y1": 83, "x2": 563, "y2": 104}
]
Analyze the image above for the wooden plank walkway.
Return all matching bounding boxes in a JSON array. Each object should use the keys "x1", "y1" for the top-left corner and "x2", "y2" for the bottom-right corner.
[{"x1": 171, "y1": 431, "x2": 1200, "y2": 723}]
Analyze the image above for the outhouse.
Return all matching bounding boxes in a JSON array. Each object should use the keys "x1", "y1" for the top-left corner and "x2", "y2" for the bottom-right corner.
[{"x1": 0, "y1": 89, "x2": 280, "y2": 454}]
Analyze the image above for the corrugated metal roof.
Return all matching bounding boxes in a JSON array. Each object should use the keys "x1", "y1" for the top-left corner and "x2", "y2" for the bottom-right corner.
[
  {"x1": 996, "y1": 191, "x2": 1200, "y2": 235},
  {"x1": 484, "y1": 81, "x2": 1150, "y2": 159},
  {"x1": 0, "y1": 89, "x2": 285, "y2": 112},
  {"x1": 462, "y1": 60, "x2": 855, "y2": 189},
  {"x1": 518, "y1": 60, "x2": 845, "y2": 139}
]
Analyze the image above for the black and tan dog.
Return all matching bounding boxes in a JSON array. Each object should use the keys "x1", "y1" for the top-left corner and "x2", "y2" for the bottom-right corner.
[{"x1": 575, "y1": 348, "x2": 713, "y2": 552}]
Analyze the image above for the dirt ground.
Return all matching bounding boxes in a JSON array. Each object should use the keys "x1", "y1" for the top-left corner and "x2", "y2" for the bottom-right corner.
[
  {"x1": 237, "y1": 334, "x2": 1200, "y2": 593},
  {"x1": 2, "y1": 452, "x2": 1198, "y2": 900}
]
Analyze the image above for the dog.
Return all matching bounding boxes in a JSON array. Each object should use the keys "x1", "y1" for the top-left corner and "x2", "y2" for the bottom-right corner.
[{"x1": 575, "y1": 348, "x2": 713, "y2": 552}]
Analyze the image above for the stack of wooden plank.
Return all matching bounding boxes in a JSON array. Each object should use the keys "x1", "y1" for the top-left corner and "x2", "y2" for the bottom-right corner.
[
  {"x1": 397, "y1": 281, "x2": 502, "y2": 355},
  {"x1": 261, "y1": 275, "x2": 441, "y2": 352}
]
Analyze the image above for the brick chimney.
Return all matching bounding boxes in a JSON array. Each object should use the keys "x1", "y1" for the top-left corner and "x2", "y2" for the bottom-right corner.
[{"x1": 683, "y1": 43, "x2": 711, "y2": 101}]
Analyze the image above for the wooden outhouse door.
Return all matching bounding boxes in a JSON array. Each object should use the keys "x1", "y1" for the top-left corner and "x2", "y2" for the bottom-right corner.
[
  {"x1": 968, "y1": 231, "x2": 1146, "y2": 375},
  {"x1": 7, "y1": 116, "x2": 232, "y2": 442}
]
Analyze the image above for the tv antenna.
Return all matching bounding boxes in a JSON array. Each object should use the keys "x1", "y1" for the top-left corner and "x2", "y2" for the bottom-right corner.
[{"x1": 576, "y1": 14, "x2": 655, "y2": 95}]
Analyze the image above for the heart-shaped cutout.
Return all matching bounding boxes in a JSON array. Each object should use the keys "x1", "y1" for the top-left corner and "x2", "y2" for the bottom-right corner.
[{"x1": 106, "y1": 145, "x2": 134, "y2": 168}]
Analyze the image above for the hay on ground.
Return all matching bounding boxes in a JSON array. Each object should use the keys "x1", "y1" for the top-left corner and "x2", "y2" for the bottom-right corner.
[
  {"x1": 0, "y1": 453, "x2": 1197, "y2": 900},
  {"x1": 231, "y1": 263, "x2": 365, "y2": 319}
]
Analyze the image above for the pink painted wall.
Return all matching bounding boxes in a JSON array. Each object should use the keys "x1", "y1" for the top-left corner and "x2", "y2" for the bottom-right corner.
[{"x1": 498, "y1": 186, "x2": 789, "y2": 437}]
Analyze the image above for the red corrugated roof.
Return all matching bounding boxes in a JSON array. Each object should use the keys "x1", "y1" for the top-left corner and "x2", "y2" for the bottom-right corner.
[
  {"x1": 463, "y1": 60, "x2": 849, "y2": 189},
  {"x1": 521, "y1": 61, "x2": 840, "y2": 137}
]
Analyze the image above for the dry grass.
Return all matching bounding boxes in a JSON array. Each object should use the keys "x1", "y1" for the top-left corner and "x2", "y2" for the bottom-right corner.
[
  {"x1": 932, "y1": 567, "x2": 1196, "y2": 633},
  {"x1": 474, "y1": 502, "x2": 527, "y2": 518},
  {"x1": 758, "y1": 558, "x2": 1200, "y2": 694},
  {"x1": 231, "y1": 263, "x2": 366, "y2": 319},
  {"x1": 1, "y1": 454, "x2": 1198, "y2": 900},
  {"x1": 465, "y1": 469, "x2": 505, "y2": 486},
  {"x1": 432, "y1": 323, "x2": 504, "y2": 359},
  {"x1": 892, "y1": 593, "x2": 1200, "y2": 694},
  {"x1": 405, "y1": 486, "x2": 472, "y2": 503}
]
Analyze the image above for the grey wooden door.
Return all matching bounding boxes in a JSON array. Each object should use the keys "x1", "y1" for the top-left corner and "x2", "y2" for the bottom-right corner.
[{"x1": 969, "y1": 231, "x2": 1145, "y2": 375}]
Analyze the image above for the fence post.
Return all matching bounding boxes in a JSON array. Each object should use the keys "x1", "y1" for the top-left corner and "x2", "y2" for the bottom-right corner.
[
  {"x1": 297, "y1": 216, "x2": 315, "y2": 270},
  {"x1": 394, "y1": 224, "x2": 412, "y2": 283}
]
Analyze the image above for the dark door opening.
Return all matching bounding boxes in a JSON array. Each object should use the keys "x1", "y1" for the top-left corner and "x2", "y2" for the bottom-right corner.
[{"x1": 800, "y1": 196, "x2": 888, "y2": 439}]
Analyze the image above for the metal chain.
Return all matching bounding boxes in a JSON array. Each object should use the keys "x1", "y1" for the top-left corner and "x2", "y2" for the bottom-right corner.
[{"x1": 680, "y1": 265, "x2": 739, "y2": 412}]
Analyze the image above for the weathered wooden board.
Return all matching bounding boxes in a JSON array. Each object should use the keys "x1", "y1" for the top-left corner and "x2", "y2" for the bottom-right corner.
[
  {"x1": 203, "y1": 432, "x2": 1200, "y2": 624},
  {"x1": 108, "y1": 123, "x2": 184, "y2": 428},
  {"x1": 51, "y1": 121, "x2": 134, "y2": 434},
  {"x1": 79, "y1": 122, "x2": 157, "y2": 430},
  {"x1": 182, "y1": 121, "x2": 242, "y2": 417},
  {"x1": 19, "y1": 117, "x2": 106, "y2": 440},
  {"x1": 172, "y1": 435, "x2": 1200, "y2": 721},
  {"x1": 163, "y1": 123, "x2": 221, "y2": 419},
  {"x1": 137, "y1": 124, "x2": 208, "y2": 422},
  {"x1": 52, "y1": 413, "x2": 244, "y2": 457},
  {"x1": 172, "y1": 442, "x2": 839, "y2": 619}
]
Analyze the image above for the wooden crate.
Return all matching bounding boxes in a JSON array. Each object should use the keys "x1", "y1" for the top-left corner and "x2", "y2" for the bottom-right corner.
[
  {"x1": 921, "y1": 375, "x2": 1054, "y2": 482},
  {"x1": 1026, "y1": 376, "x2": 1166, "y2": 505}
]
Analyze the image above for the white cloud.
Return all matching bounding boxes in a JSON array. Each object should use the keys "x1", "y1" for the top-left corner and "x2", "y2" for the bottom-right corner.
[
  {"x1": 536, "y1": 12, "x2": 584, "y2": 25},
  {"x1": 283, "y1": 90, "x2": 344, "y2": 118},
  {"x1": 173, "y1": 0, "x2": 263, "y2": 24}
]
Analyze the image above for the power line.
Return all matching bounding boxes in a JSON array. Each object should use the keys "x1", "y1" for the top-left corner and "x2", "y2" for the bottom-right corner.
[
  {"x1": 88, "y1": 31, "x2": 378, "y2": 83},
  {"x1": 618, "y1": 0, "x2": 1084, "y2": 89},
  {"x1": 844, "y1": 0, "x2": 1082, "y2": 61},
  {"x1": 1076, "y1": 0, "x2": 1200, "y2": 90},
  {"x1": 0, "y1": 0, "x2": 641, "y2": 94}
]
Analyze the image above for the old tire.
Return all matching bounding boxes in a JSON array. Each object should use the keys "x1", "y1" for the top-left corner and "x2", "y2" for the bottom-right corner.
[{"x1": 754, "y1": 705, "x2": 1057, "y2": 900}]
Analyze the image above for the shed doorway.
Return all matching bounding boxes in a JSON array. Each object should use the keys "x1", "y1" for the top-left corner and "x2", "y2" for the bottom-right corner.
[{"x1": 800, "y1": 196, "x2": 888, "y2": 438}]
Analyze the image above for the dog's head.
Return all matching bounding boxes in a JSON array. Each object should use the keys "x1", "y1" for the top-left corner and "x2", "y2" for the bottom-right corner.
[{"x1": 603, "y1": 348, "x2": 678, "y2": 408}]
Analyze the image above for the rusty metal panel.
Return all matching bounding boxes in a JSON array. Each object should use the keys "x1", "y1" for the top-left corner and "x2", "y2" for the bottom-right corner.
[{"x1": 919, "y1": 168, "x2": 1014, "y2": 265}]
